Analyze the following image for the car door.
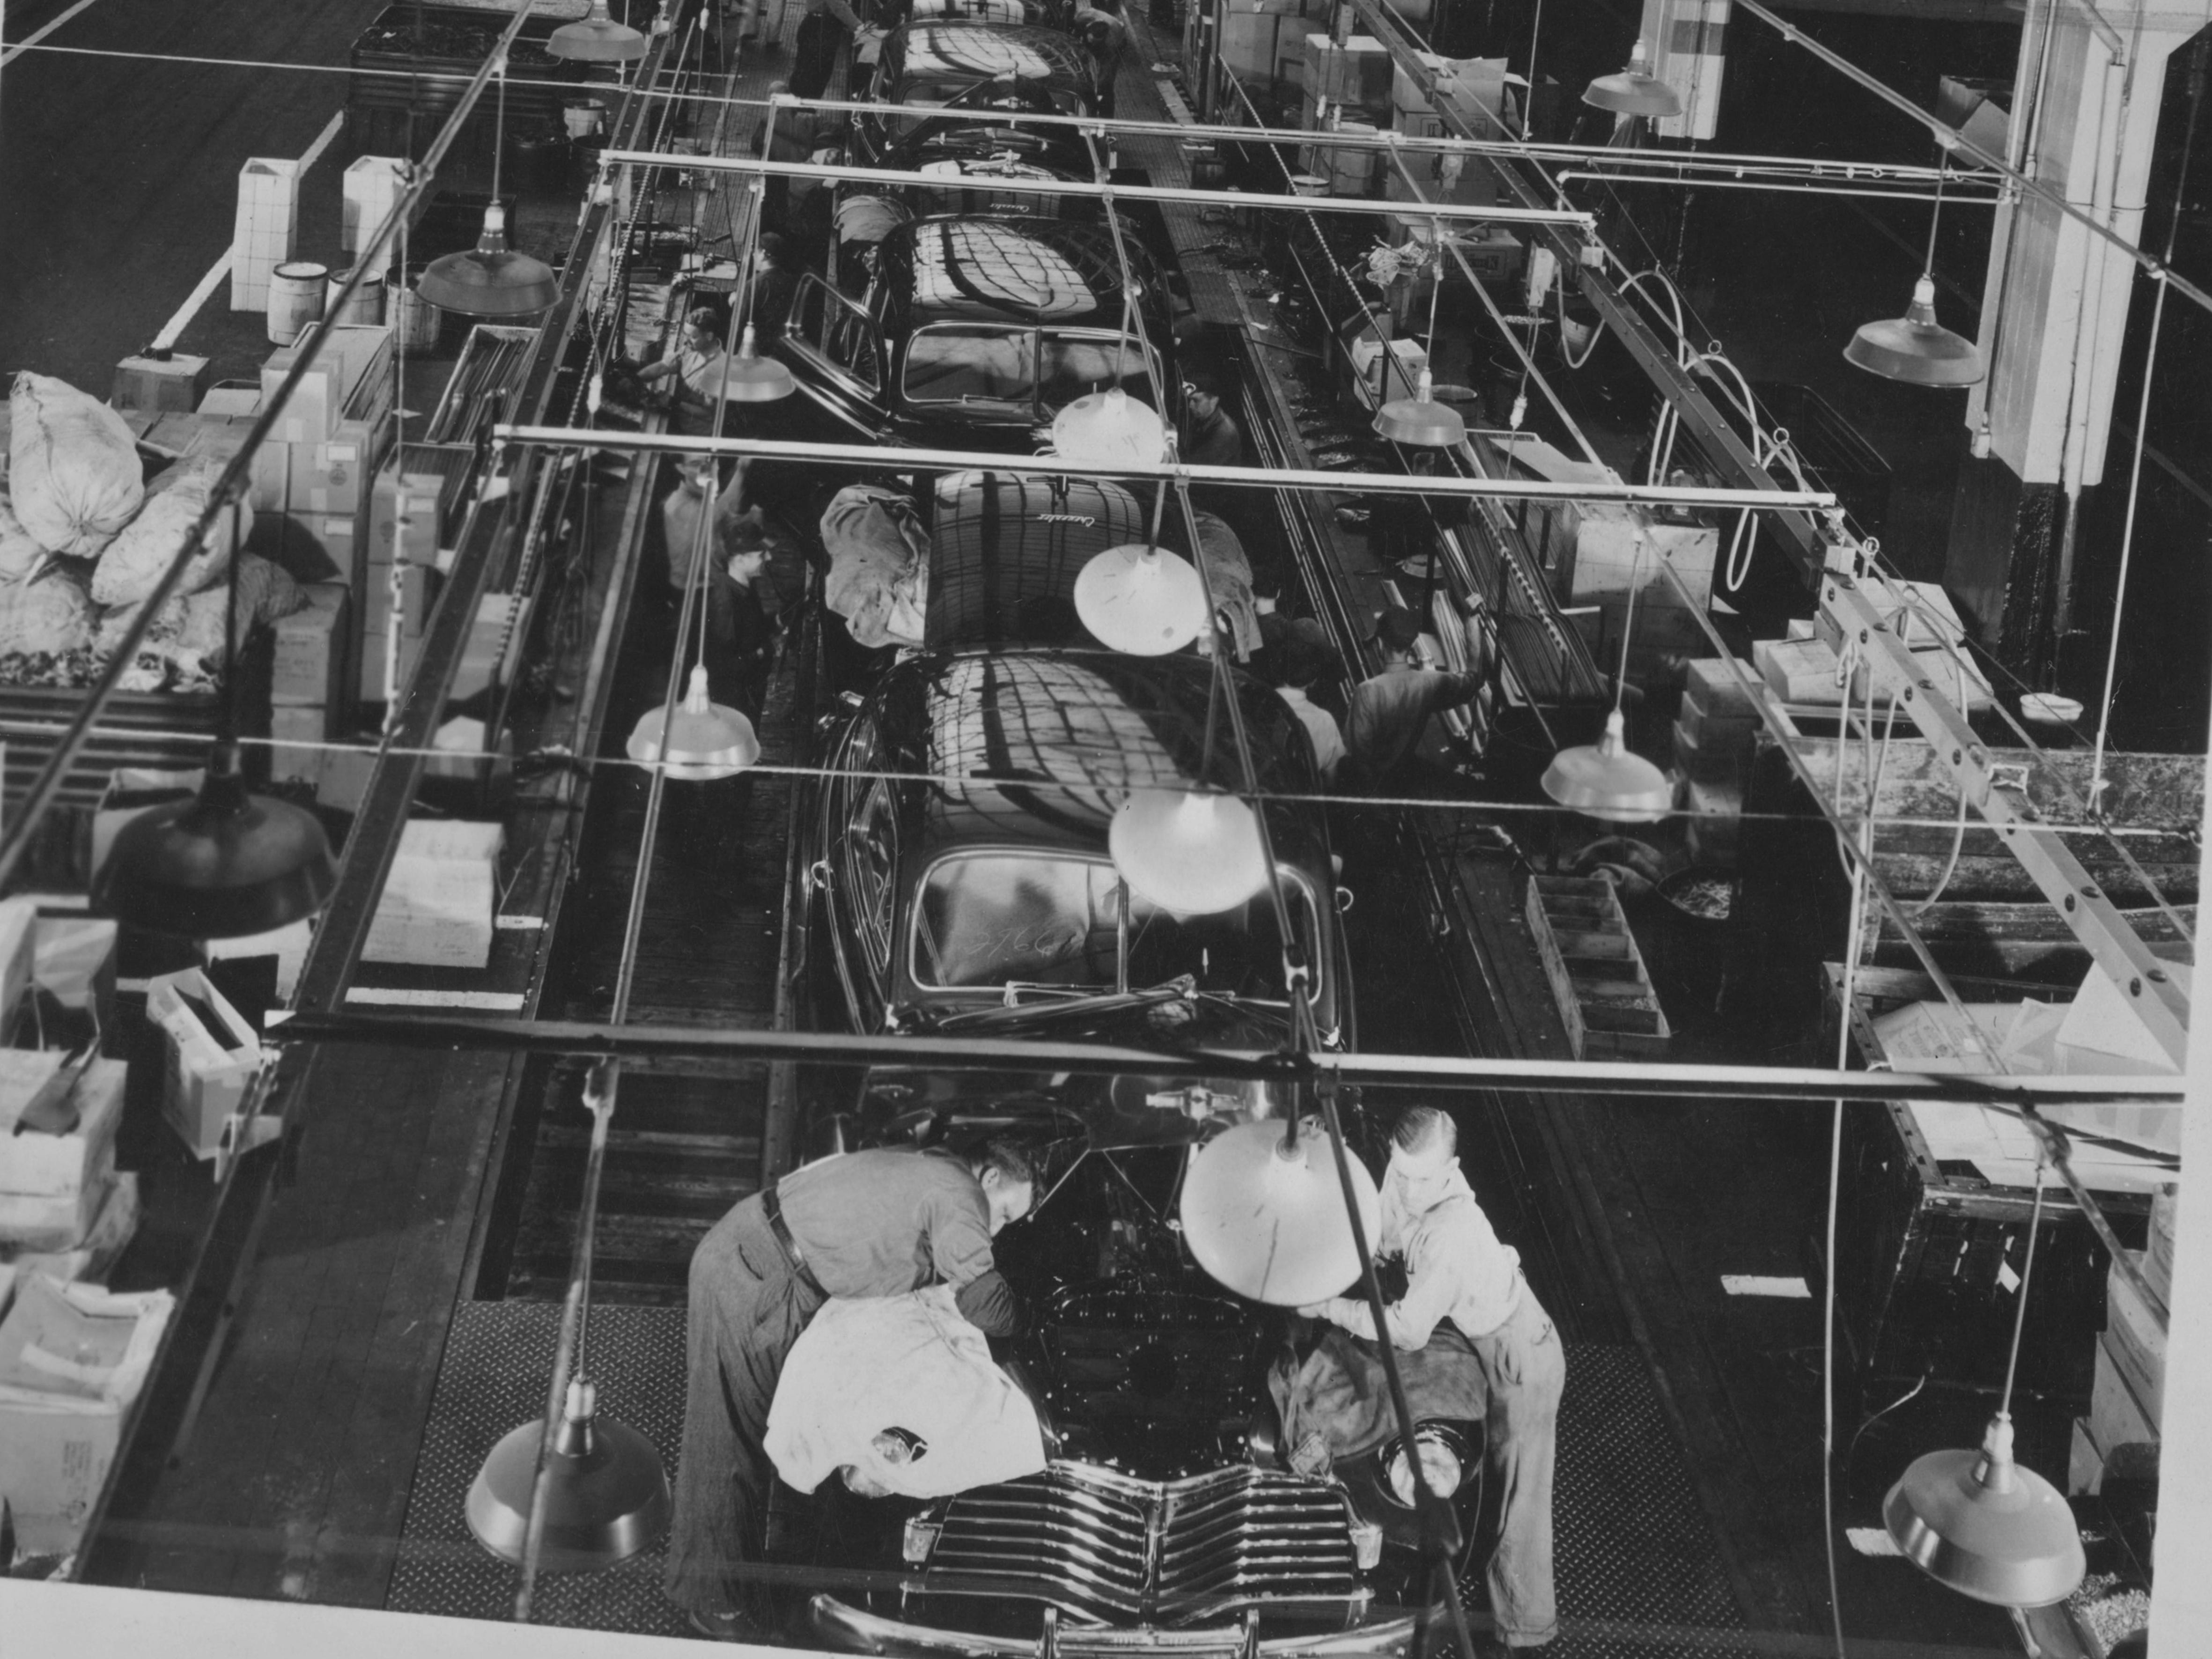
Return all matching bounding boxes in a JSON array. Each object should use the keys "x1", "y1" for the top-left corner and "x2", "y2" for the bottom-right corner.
[
  {"x1": 776, "y1": 273, "x2": 891, "y2": 440},
  {"x1": 817, "y1": 717, "x2": 896, "y2": 1032}
]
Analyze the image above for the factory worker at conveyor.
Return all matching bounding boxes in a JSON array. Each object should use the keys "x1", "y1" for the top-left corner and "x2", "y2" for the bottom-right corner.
[
  {"x1": 1285, "y1": 1106, "x2": 1563, "y2": 1655},
  {"x1": 666, "y1": 1141, "x2": 1037, "y2": 1640}
]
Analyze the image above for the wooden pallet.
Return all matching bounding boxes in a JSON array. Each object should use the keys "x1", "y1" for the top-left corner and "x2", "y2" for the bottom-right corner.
[{"x1": 1522, "y1": 874, "x2": 1671, "y2": 1061}]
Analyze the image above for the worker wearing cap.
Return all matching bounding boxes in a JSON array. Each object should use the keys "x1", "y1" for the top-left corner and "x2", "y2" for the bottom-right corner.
[
  {"x1": 667, "y1": 1142, "x2": 1037, "y2": 1640},
  {"x1": 1304, "y1": 1106, "x2": 1562, "y2": 1653}
]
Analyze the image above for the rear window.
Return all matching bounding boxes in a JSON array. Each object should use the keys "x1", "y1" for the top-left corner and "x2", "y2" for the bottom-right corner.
[{"x1": 905, "y1": 324, "x2": 1037, "y2": 408}]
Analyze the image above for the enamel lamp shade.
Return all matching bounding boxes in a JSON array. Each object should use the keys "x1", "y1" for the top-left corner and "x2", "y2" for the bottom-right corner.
[
  {"x1": 416, "y1": 205, "x2": 559, "y2": 317},
  {"x1": 1052, "y1": 387, "x2": 1168, "y2": 465},
  {"x1": 1109, "y1": 789, "x2": 1269, "y2": 914},
  {"x1": 1075, "y1": 541, "x2": 1208, "y2": 655},
  {"x1": 1845, "y1": 276, "x2": 1988, "y2": 387},
  {"x1": 1373, "y1": 369, "x2": 1466, "y2": 449},
  {"x1": 1883, "y1": 1414, "x2": 2085, "y2": 1608},
  {"x1": 627, "y1": 664, "x2": 761, "y2": 781},
  {"x1": 468, "y1": 1379, "x2": 671, "y2": 1572},
  {"x1": 720, "y1": 325, "x2": 797, "y2": 402},
  {"x1": 547, "y1": 0, "x2": 649, "y2": 60},
  {"x1": 1180, "y1": 1119, "x2": 1382, "y2": 1305},
  {"x1": 94, "y1": 742, "x2": 338, "y2": 939},
  {"x1": 1541, "y1": 708, "x2": 1671, "y2": 824},
  {"x1": 1584, "y1": 39, "x2": 1682, "y2": 120}
]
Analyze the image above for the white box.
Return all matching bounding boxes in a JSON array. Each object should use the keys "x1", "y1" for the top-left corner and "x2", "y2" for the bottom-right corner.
[
  {"x1": 342, "y1": 156, "x2": 408, "y2": 274},
  {"x1": 230, "y1": 157, "x2": 302, "y2": 312},
  {"x1": 0, "y1": 1059, "x2": 126, "y2": 1202},
  {"x1": 0, "y1": 1177, "x2": 139, "y2": 1285},
  {"x1": 0, "y1": 1276, "x2": 173, "y2": 1557},
  {"x1": 364, "y1": 820, "x2": 506, "y2": 969},
  {"x1": 0, "y1": 1144, "x2": 113, "y2": 1249},
  {"x1": 31, "y1": 913, "x2": 118, "y2": 1024},
  {"x1": 145, "y1": 969, "x2": 265, "y2": 1162}
]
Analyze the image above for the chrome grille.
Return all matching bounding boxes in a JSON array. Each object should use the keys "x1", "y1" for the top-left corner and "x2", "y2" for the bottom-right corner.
[{"x1": 922, "y1": 1462, "x2": 1366, "y2": 1624}]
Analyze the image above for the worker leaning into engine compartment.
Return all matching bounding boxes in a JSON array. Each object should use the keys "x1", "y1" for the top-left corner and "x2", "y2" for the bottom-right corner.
[
  {"x1": 666, "y1": 1140, "x2": 1037, "y2": 1640},
  {"x1": 1298, "y1": 1106, "x2": 1563, "y2": 1655}
]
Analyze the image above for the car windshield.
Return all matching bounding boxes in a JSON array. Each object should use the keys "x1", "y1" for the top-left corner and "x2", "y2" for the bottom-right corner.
[
  {"x1": 906, "y1": 326, "x2": 1161, "y2": 415},
  {"x1": 912, "y1": 852, "x2": 1321, "y2": 1001}
]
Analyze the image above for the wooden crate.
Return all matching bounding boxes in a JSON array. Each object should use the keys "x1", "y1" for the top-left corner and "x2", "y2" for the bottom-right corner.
[
  {"x1": 1522, "y1": 875, "x2": 1670, "y2": 1060},
  {"x1": 1823, "y1": 963, "x2": 2153, "y2": 1407}
]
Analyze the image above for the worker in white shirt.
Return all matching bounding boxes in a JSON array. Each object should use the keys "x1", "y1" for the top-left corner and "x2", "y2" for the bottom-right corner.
[
  {"x1": 1304, "y1": 1106, "x2": 1562, "y2": 1653},
  {"x1": 1272, "y1": 639, "x2": 1344, "y2": 783}
]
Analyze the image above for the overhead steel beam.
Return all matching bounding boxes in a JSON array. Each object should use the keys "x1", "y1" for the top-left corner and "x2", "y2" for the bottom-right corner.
[
  {"x1": 596, "y1": 147, "x2": 1593, "y2": 225},
  {"x1": 267, "y1": 1010, "x2": 2186, "y2": 1110},
  {"x1": 492, "y1": 423, "x2": 1837, "y2": 511}
]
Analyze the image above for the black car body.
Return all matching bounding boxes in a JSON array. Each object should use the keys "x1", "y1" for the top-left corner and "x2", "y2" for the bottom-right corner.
[
  {"x1": 775, "y1": 214, "x2": 1175, "y2": 450},
  {"x1": 795, "y1": 652, "x2": 1486, "y2": 1658},
  {"x1": 892, "y1": 0, "x2": 1077, "y2": 29},
  {"x1": 854, "y1": 23, "x2": 1098, "y2": 170},
  {"x1": 807, "y1": 649, "x2": 1347, "y2": 1046},
  {"x1": 855, "y1": 113, "x2": 1097, "y2": 222}
]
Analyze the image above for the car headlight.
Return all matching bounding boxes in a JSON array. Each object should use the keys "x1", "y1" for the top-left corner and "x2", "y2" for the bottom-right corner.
[{"x1": 1382, "y1": 1425, "x2": 1471, "y2": 1506}]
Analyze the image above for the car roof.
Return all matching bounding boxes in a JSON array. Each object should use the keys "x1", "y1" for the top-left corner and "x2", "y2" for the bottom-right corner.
[
  {"x1": 894, "y1": 214, "x2": 1136, "y2": 324},
  {"x1": 873, "y1": 650, "x2": 1328, "y2": 869},
  {"x1": 892, "y1": 22, "x2": 1087, "y2": 88}
]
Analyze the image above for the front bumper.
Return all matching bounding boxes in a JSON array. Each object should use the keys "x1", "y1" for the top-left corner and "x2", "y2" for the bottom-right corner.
[{"x1": 810, "y1": 1598, "x2": 1420, "y2": 1659}]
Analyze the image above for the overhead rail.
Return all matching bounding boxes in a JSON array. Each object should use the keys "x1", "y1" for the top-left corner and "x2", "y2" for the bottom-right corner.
[
  {"x1": 594, "y1": 147, "x2": 1593, "y2": 226},
  {"x1": 492, "y1": 423, "x2": 1837, "y2": 511}
]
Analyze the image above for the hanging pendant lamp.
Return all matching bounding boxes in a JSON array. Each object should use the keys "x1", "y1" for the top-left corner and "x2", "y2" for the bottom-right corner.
[
  {"x1": 1883, "y1": 1164, "x2": 2084, "y2": 1611},
  {"x1": 468, "y1": 1378, "x2": 671, "y2": 1572},
  {"x1": 547, "y1": 0, "x2": 649, "y2": 61},
  {"x1": 1052, "y1": 386, "x2": 1168, "y2": 465},
  {"x1": 1374, "y1": 368, "x2": 1467, "y2": 449},
  {"x1": 1584, "y1": 39, "x2": 1682, "y2": 120},
  {"x1": 1845, "y1": 275, "x2": 1987, "y2": 387},
  {"x1": 627, "y1": 664, "x2": 761, "y2": 781},
  {"x1": 95, "y1": 741, "x2": 339, "y2": 939},
  {"x1": 1110, "y1": 788, "x2": 1269, "y2": 914},
  {"x1": 1075, "y1": 541, "x2": 1208, "y2": 655},
  {"x1": 417, "y1": 202, "x2": 559, "y2": 317},
  {"x1": 719, "y1": 324, "x2": 797, "y2": 403},
  {"x1": 1180, "y1": 1118, "x2": 1382, "y2": 1305},
  {"x1": 1541, "y1": 708, "x2": 1672, "y2": 824}
]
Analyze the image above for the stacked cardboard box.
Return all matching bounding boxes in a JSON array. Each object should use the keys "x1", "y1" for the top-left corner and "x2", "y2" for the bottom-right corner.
[
  {"x1": 270, "y1": 584, "x2": 354, "y2": 786},
  {"x1": 1674, "y1": 657, "x2": 1760, "y2": 790},
  {"x1": 364, "y1": 820, "x2": 506, "y2": 969},
  {"x1": 1220, "y1": 0, "x2": 1315, "y2": 93},
  {"x1": 363, "y1": 462, "x2": 456, "y2": 704},
  {"x1": 251, "y1": 323, "x2": 398, "y2": 585},
  {"x1": 342, "y1": 156, "x2": 408, "y2": 278},
  {"x1": 1810, "y1": 575, "x2": 1994, "y2": 711},
  {"x1": 231, "y1": 158, "x2": 302, "y2": 312},
  {"x1": 2071, "y1": 1245, "x2": 2169, "y2": 1495},
  {"x1": 0, "y1": 1276, "x2": 174, "y2": 1558},
  {"x1": 111, "y1": 354, "x2": 212, "y2": 415},
  {"x1": 0, "y1": 1059, "x2": 132, "y2": 1281}
]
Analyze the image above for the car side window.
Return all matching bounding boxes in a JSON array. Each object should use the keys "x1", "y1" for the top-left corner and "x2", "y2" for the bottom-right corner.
[
  {"x1": 794, "y1": 273, "x2": 882, "y2": 392},
  {"x1": 905, "y1": 323, "x2": 1038, "y2": 407}
]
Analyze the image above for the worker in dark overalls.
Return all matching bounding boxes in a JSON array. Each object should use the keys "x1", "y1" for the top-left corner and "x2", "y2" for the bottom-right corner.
[
  {"x1": 1303, "y1": 1106, "x2": 1563, "y2": 1654},
  {"x1": 666, "y1": 1143, "x2": 1036, "y2": 1640},
  {"x1": 789, "y1": 0, "x2": 863, "y2": 100}
]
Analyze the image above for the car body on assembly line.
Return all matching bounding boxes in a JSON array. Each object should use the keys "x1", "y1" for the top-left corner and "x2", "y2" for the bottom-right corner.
[
  {"x1": 775, "y1": 213, "x2": 1175, "y2": 450},
  {"x1": 854, "y1": 22, "x2": 1099, "y2": 170}
]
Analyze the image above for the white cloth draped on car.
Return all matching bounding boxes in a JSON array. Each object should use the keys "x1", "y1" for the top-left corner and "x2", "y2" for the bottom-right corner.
[
  {"x1": 820, "y1": 483, "x2": 929, "y2": 649},
  {"x1": 765, "y1": 1285, "x2": 1048, "y2": 1499}
]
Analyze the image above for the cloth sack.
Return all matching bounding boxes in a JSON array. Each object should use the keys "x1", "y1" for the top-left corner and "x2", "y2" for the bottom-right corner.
[
  {"x1": 0, "y1": 569, "x2": 96, "y2": 656},
  {"x1": 1186, "y1": 510, "x2": 1261, "y2": 661},
  {"x1": 90, "y1": 457, "x2": 251, "y2": 607},
  {"x1": 0, "y1": 486, "x2": 47, "y2": 581},
  {"x1": 1268, "y1": 1318, "x2": 1488, "y2": 1469},
  {"x1": 7, "y1": 373, "x2": 145, "y2": 559},
  {"x1": 765, "y1": 1284, "x2": 1047, "y2": 1500},
  {"x1": 821, "y1": 483, "x2": 928, "y2": 649}
]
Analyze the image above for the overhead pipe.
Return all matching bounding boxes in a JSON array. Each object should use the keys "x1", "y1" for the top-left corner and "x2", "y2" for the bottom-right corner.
[{"x1": 491, "y1": 424, "x2": 1837, "y2": 512}]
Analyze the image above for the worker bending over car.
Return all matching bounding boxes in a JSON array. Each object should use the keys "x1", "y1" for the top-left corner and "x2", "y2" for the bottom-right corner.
[
  {"x1": 666, "y1": 1141, "x2": 1036, "y2": 1640},
  {"x1": 1298, "y1": 1106, "x2": 1563, "y2": 1655}
]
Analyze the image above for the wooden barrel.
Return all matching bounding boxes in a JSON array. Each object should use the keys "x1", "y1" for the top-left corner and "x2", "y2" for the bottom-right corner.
[
  {"x1": 392, "y1": 273, "x2": 444, "y2": 357},
  {"x1": 325, "y1": 269, "x2": 385, "y2": 326},
  {"x1": 267, "y1": 262, "x2": 330, "y2": 344}
]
